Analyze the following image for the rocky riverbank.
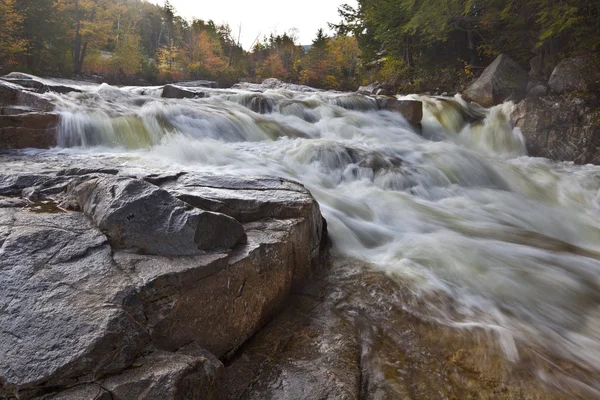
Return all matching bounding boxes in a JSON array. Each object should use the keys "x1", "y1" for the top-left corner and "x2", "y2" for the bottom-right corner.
[{"x1": 0, "y1": 154, "x2": 327, "y2": 399}]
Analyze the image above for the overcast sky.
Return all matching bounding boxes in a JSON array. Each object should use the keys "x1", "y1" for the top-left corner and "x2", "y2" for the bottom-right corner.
[{"x1": 153, "y1": 0, "x2": 357, "y2": 49}]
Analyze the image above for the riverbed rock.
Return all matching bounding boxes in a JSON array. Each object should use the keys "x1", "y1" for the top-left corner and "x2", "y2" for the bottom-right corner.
[
  {"x1": 0, "y1": 112, "x2": 58, "y2": 149},
  {"x1": 0, "y1": 80, "x2": 55, "y2": 111},
  {"x1": 463, "y1": 54, "x2": 529, "y2": 107},
  {"x1": 511, "y1": 94, "x2": 600, "y2": 163},
  {"x1": 0, "y1": 210, "x2": 151, "y2": 399},
  {"x1": 0, "y1": 157, "x2": 327, "y2": 399},
  {"x1": 68, "y1": 175, "x2": 246, "y2": 255},
  {"x1": 99, "y1": 350, "x2": 223, "y2": 400},
  {"x1": 376, "y1": 97, "x2": 423, "y2": 129},
  {"x1": 1, "y1": 73, "x2": 81, "y2": 94},
  {"x1": 548, "y1": 56, "x2": 600, "y2": 93},
  {"x1": 162, "y1": 84, "x2": 207, "y2": 99},
  {"x1": 176, "y1": 80, "x2": 219, "y2": 88}
]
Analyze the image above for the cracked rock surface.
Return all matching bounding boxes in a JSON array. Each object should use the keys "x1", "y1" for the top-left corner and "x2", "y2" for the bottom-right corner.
[{"x1": 0, "y1": 154, "x2": 326, "y2": 400}]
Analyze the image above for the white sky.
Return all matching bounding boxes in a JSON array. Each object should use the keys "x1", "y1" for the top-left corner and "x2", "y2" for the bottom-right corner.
[{"x1": 152, "y1": 0, "x2": 357, "y2": 49}]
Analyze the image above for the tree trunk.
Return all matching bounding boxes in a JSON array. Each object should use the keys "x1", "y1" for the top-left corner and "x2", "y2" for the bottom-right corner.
[
  {"x1": 467, "y1": 27, "x2": 477, "y2": 66},
  {"x1": 406, "y1": 36, "x2": 414, "y2": 69}
]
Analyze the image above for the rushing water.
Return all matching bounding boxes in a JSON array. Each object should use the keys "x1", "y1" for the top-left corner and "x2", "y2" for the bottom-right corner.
[{"x1": 31, "y1": 81, "x2": 600, "y2": 396}]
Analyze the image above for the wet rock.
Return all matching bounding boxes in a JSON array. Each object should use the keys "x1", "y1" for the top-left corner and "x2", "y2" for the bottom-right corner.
[
  {"x1": 511, "y1": 94, "x2": 600, "y2": 163},
  {"x1": 0, "y1": 159, "x2": 327, "y2": 399},
  {"x1": 0, "y1": 211, "x2": 151, "y2": 399},
  {"x1": 0, "y1": 112, "x2": 58, "y2": 149},
  {"x1": 0, "y1": 80, "x2": 55, "y2": 111},
  {"x1": 100, "y1": 350, "x2": 223, "y2": 400},
  {"x1": 548, "y1": 56, "x2": 600, "y2": 93},
  {"x1": 162, "y1": 84, "x2": 207, "y2": 99},
  {"x1": 161, "y1": 174, "x2": 325, "y2": 283},
  {"x1": 463, "y1": 54, "x2": 529, "y2": 107},
  {"x1": 377, "y1": 97, "x2": 423, "y2": 129},
  {"x1": 68, "y1": 176, "x2": 246, "y2": 255},
  {"x1": 1, "y1": 73, "x2": 82, "y2": 94},
  {"x1": 176, "y1": 80, "x2": 219, "y2": 89}
]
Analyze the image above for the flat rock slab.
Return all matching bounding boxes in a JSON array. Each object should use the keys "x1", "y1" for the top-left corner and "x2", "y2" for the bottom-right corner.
[{"x1": 0, "y1": 156, "x2": 326, "y2": 399}]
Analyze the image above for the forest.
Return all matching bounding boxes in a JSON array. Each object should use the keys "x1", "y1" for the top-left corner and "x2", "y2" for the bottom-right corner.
[{"x1": 0, "y1": 0, "x2": 598, "y2": 91}]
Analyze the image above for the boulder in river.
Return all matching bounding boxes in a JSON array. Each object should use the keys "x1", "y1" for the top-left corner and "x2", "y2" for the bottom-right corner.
[
  {"x1": 162, "y1": 84, "x2": 207, "y2": 99},
  {"x1": 511, "y1": 94, "x2": 600, "y2": 163},
  {"x1": 0, "y1": 158, "x2": 326, "y2": 399},
  {"x1": 548, "y1": 56, "x2": 600, "y2": 93},
  {"x1": 462, "y1": 54, "x2": 529, "y2": 107},
  {"x1": 376, "y1": 97, "x2": 423, "y2": 129}
]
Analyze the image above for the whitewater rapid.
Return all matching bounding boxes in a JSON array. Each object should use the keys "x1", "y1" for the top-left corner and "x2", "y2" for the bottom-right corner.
[{"x1": 33, "y1": 81, "x2": 600, "y2": 394}]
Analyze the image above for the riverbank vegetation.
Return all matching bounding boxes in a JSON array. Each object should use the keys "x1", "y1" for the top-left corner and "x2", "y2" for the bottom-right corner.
[
  {"x1": 0, "y1": 0, "x2": 598, "y2": 91},
  {"x1": 333, "y1": 0, "x2": 600, "y2": 92}
]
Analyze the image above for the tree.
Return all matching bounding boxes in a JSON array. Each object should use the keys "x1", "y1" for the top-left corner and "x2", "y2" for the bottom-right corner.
[
  {"x1": 0, "y1": 0, "x2": 28, "y2": 68},
  {"x1": 56, "y1": 0, "x2": 124, "y2": 74}
]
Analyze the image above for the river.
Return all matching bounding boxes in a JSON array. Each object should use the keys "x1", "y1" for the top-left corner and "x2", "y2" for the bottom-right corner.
[{"x1": 24, "y1": 80, "x2": 600, "y2": 397}]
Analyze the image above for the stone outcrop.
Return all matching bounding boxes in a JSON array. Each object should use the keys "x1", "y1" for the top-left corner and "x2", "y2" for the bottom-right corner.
[
  {"x1": 0, "y1": 156, "x2": 327, "y2": 400},
  {"x1": 0, "y1": 112, "x2": 58, "y2": 149},
  {"x1": 0, "y1": 80, "x2": 55, "y2": 112},
  {"x1": 161, "y1": 84, "x2": 207, "y2": 99},
  {"x1": 548, "y1": 56, "x2": 600, "y2": 94},
  {"x1": 0, "y1": 73, "x2": 81, "y2": 95},
  {"x1": 68, "y1": 176, "x2": 246, "y2": 255},
  {"x1": 511, "y1": 94, "x2": 600, "y2": 164},
  {"x1": 463, "y1": 54, "x2": 529, "y2": 107}
]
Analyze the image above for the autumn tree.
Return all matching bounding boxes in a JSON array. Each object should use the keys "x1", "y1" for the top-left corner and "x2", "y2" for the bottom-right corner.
[
  {"x1": 0, "y1": 0, "x2": 28, "y2": 68},
  {"x1": 56, "y1": 0, "x2": 124, "y2": 74}
]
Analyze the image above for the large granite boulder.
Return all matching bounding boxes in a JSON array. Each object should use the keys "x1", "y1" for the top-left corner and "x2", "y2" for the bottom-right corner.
[
  {"x1": 0, "y1": 73, "x2": 81, "y2": 94},
  {"x1": 511, "y1": 94, "x2": 600, "y2": 163},
  {"x1": 548, "y1": 56, "x2": 600, "y2": 93},
  {"x1": 0, "y1": 210, "x2": 151, "y2": 399},
  {"x1": 0, "y1": 112, "x2": 58, "y2": 149},
  {"x1": 0, "y1": 157, "x2": 327, "y2": 399},
  {"x1": 463, "y1": 54, "x2": 529, "y2": 107},
  {"x1": 68, "y1": 176, "x2": 246, "y2": 255}
]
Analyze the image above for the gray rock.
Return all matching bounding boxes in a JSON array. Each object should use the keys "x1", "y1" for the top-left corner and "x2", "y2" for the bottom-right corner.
[
  {"x1": 100, "y1": 350, "x2": 223, "y2": 400},
  {"x1": 548, "y1": 56, "x2": 600, "y2": 93},
  {"x1": 0, "y1": 211, "x2": 150, "y2": 399},
  {"x1": 511, "y1": 94, "x2": 600, "y2": 163},
  {"x1": 162, "y1": 84, "x2": 207, "y2": 99},
  {"x1": 0, "y1": 159, "x2": 327, "y2": 398},
  {"x1": 68, "y1": 176, "x2": 246, "y2": 255},
  {"x1": 176, "y1": 80, "x2": 218, "y2": 89},
  {"x1": 35, "y1": 385, "x2": 111, "y2": 400},
  {"x1": 0, "y1": 80, "x2": 55, "y2": 112},
  {"x1": 463, "y1": 54, "x2": 529, "y2": 107}
]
